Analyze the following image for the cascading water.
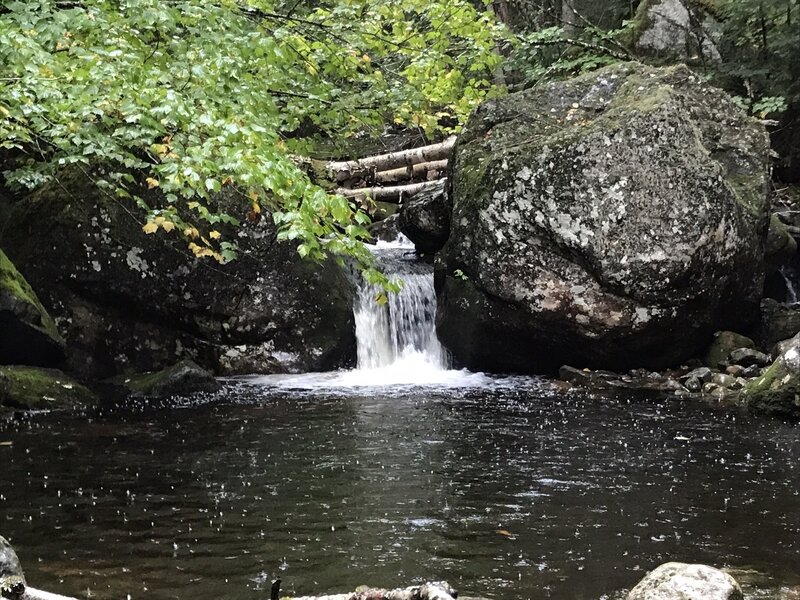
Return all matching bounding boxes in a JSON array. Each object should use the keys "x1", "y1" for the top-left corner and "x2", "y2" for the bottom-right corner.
[{"x1": 353, "y1": 238, "x2": 448, "y2": 371}]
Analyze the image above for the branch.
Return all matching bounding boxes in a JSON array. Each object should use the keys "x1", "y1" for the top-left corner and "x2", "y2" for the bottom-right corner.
[
  {"x1": 373, "y1": 159, "x2": 448, "y2": 184},
  {"x1": 523, "y1": 36, "x2": 630, "y2": 60}
]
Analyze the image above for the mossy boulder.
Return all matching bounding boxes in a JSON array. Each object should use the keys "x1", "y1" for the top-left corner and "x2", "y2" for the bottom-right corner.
[
  {"x1": 0, "y1": 249, "x2": 65, "y2": 367},
  {"x1": 743, "y1": 332, "x2": 800, "y2": 417},
  {"x1": 437, "y1": 62, "x2": 770, "y2": 373},
  {"x1": 764, "y1": 214, "x2": 797, "y2": 269},
  {"x1": 0, "y1": 168, "x2": 356, "y2": 378},
  {"x1": 703, "y1": 331, "x2": 755, "y2": 369},
  {"x1": 105, "y1": 359, "x2": 220, "y2": 399},
  {"x1": 0, "y1": 366, "x2": 96, "y2": 411}
]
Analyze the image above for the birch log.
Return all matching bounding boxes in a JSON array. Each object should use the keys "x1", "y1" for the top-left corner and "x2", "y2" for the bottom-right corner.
[
  {"x1": 327, "y1": 137, "x2": 456, "y2": 182},
  {"x1": 374, "y1": 160, "x2": 448, "y2": 184},
  {"x1": 336, "y1": 178, "x2": 446, "y2": 203}
]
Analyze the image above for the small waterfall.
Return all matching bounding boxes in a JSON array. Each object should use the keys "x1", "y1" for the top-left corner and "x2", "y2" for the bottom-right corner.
[
  {"x1": 780, "y1": 265, "x2": 800, "y2": 304},
  {"x1": 352, "y1": 238, "x2": 449, "y2": 372}
]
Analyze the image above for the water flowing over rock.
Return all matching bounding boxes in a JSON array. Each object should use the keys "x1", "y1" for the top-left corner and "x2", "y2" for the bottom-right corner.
[
  {"x1": 354, "y1": 239, "x2": 448, "y2": 371},
  {"x1": 626, "y1": 562, "x2": 743, "y2": 600},
  {"x1": 436, "y1": 62, "x2": 770, "y2": 374},
  {"x1": 0, "y1": 168, "x2": 356, "y2": 378}
]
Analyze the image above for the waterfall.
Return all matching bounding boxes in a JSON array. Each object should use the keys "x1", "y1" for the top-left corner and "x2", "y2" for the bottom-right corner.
[
  {"x1": 780, "y1": 265, "x2": 800, "y2": 304},
  {"x1": 352, "y1": 237, "x2": 449, "y2": 372}
]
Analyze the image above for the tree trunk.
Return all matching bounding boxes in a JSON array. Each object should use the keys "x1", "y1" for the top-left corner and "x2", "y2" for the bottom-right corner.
[
  {"x1": 326, "y1": 138, "x2": 456, "y2": 182},
  {"x1": 337, "y1": 178, "x2": 446, "y2": 202}
]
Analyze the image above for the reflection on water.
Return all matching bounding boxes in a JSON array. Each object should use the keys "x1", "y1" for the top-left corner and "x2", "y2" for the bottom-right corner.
[{"x1": 0, "y1": 381, "x2": 798, "y2": 600}]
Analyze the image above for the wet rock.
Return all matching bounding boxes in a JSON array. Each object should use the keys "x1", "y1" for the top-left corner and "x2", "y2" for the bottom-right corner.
[
  {"x1": 438, "y1": 63, "x2": 769, "y2": 374},
  {"x1": 741, "y1": 364, "x2": 763, "y2": 378},
  {"x1": 703, "y1": 332, "x2": 756, "y2": 369},
  {"x1": 558, "y1": 364, "x2": 682, "y2": 393},
  {"x1": 369, "y1": 213, "x2": 401, "y2": 243},
  {"x1": 0, "y1": 535, "x2": 25, "y2": 599},
  {"x1": 105, "y1": 360, "x2": 220, "y2": 399},
  {"x1": 626, "y1": 562, "x2": 743, "y2": 600},
  {"x1": 632, "y1": 0, "x2": 722, "y2": 63},
  {"x1": 0, "y1": 168, "x2": 356, "y2": 378},
  {"x1": 765, "y1": 214, "x2": 797, "y2": 270},
  {"x1": 0, "y1": 249, "x2": 65, "y2": 367},
  {"x1": 711, "y1": 373, "x2": 737, "y2": 388},
  {"x1": 683, "y1": 376, "x2": 702, "y2": 392},
  {"x1": 743, "y1": 332, "x2": 800, "y2": 417},
  {"x1": 728, "y1": 347, "x2": 771, "y2": 368},
  {"x1": 0, "y1": 366, "x2": 96, "y2": 411},
  {"x1": 754, "y1": 299, "x2": 800, "y2": 351},
  {"x1": 680, "y1": 367, "x2": 713, "y2": 384},
  {"x1": 725, "y1": 365, "x2": 745, "y2": 377},
  {"x1": 398, "y1": 179, "x2": 450, "y2": 255}
]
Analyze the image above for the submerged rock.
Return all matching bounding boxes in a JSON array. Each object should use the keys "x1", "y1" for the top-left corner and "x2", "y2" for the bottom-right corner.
[
  {"x1": 437, "y1": 62, "x2": 769, "y2": 374},
  {"x1": 0, "y1": 249, "x2": 65, "y2": 367},
  {"x1": 743, "y1": 332, "x2": 800, "y2": 417},
  {"x1": 398, "y1": 179, "x2": 450, "y2": 254},
  {"x1": 0, "y1": 365, "x2": 96, "y2": 411},
  {"x1": 626, "y1": 562, "x2": 743, "y2": 600},
  {"x1": 0, "y1": 535, "x2": 25, "y2": 600},
  {"x1": 0, "y1": 168, "x2": 356, "y2": 378},
  {"x1": 105, "y1": 360, "x2": 220, "y2": 399}
]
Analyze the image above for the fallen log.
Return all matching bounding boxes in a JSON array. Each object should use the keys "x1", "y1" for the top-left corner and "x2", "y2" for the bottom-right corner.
[
  {"x1": 288, "y1": 581, "x2": 457, "y2": 600},
  {"x1": 337, "y1": 178, "x2": 446, "y2": 203},
  {"x1": 374, "y1": 159, "x2": 448, "y2": 185},
  {"x1": 327, "y1": 137, "x2": 455, "y2": 182}
]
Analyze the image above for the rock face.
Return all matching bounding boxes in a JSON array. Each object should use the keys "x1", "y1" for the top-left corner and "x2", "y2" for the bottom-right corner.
[
  {"x1": 743, "y1": 332, "x2": 800, "y2": 417},
  {"x1": 627, "y1": 562, "x2": 743, "y2": 600},
  {"x1": 398, "y1": 180, "x2": 450, "y2": 254},
  {"x1": 0, "y1": 249, "x2": 65, "y2": 367},
  {"x1": 437, "y1": 63, "x2": 770, "y2": 373},
  {"x1": 755, "y1": 299, "x2": 800, "y2": 351},
  {"x1": 633, "y1": 0, "x2": 722, "y2": 62},
  {"x1": 0, "y1": 366, "x2": 97, "y2": 411},
  {"x1": 0, "y1": 168, "x2": 356, "y2": 379}
]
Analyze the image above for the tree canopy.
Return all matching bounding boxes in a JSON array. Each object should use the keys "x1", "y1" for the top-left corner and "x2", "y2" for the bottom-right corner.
[{"x1": 0, "y1": 0, "x2": 505, "y2": 284}]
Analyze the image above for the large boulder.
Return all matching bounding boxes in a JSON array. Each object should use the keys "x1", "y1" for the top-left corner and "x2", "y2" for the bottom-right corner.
[
  {"x1": 742, "y1": 331, "x2": 800, "y2": 417},
  {"x1": 0, "y1": 249, "x2": 65, "y2": 367},
  {"x1": 437, "y1": 63, "x2": 770, "y2": 373},
  {"x1": 398, "y1": 179, "x2": 450, "y2": 255},
  {"x1": 753, "y1": 298, "x2": 800, "y2": 351},
  {"x1": 626, "y1": 562, "x2": 742, "y2": 600},
  {"x1": 0, "y1": 168, "x2": 356, "y2": 378}
]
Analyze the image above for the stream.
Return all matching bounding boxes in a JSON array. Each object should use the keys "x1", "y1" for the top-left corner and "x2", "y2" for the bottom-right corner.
[{"x1": 1, "y1": 239, "x2": 799, "y2": 600}]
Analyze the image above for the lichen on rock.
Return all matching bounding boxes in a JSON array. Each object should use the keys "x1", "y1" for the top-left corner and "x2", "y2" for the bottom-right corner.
[{"x1": 437, "y1": 62, "x2": 770, "y2": 373}]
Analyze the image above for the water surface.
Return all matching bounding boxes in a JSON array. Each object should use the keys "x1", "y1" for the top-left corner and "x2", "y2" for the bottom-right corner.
[{"x1": 1, "y1": 379, "x2": 798, "y2": 600}]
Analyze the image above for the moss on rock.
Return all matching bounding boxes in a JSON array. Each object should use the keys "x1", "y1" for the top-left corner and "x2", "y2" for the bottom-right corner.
[
  {"x1": 0, "y1": 249, "x2": 64, "y2": 366},
  {"x1": 0, "y1": 366, "x2": 96, "y2": 411},
  {"x1": 743, "y1": 337, "x2": 800, "y2": 417},
  {"x1": 106, "y1": 360, "x2": 220, "y2": 399}
]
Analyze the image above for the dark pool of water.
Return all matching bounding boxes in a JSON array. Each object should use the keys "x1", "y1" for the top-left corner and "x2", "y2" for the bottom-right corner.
[{"x1": 0, "y1": 380, "x2": 798, "y2": 600}]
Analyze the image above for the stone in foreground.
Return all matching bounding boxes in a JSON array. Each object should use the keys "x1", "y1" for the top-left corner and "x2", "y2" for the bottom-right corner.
[
  {"x1": 437, "y1": 62, "x2": 769, "y2": 373},
  {"x1": 105, "y1": 359, "x2": 220, "y2": 399},
  {"x1": 0, "y1": 535, "x2": 26, "y2": 599},
  {"x1": 627, "y1": 562, "x2": 743, "y2": 600}
]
